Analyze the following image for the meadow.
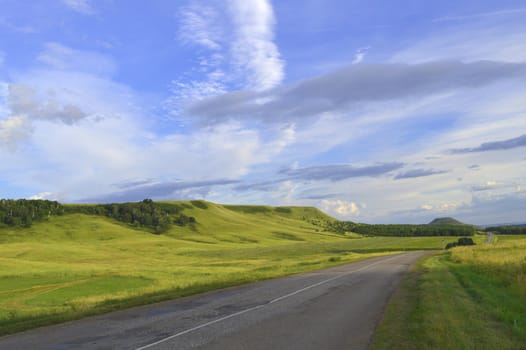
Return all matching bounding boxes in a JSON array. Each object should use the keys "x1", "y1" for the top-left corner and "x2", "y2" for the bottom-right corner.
[
  {"x1": 0, "y1": 201, "x2": 462, "y2": 335},
  {"x1": 371, "y1": 235, "x2": 526, "y2": 349}
]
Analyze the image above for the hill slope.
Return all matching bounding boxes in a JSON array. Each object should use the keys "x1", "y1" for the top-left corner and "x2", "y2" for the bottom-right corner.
[
  {"x1": 0, "y1": 200, "x2": 463, "y2": 336},
  {"x1": 428, "y1": 217, "x2": 465, "y2": 225},
  {"x1": 161, "y1": 200, "x2": 339, "y2": 243}
]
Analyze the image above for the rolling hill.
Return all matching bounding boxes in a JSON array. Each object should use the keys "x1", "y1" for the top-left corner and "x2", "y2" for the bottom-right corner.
[
  {"x1": 428, "y1": 217, "x2": 466, "y2": 225},
  {"x1": 0, "y1": 199, "x2": 465, "y2": 336}
]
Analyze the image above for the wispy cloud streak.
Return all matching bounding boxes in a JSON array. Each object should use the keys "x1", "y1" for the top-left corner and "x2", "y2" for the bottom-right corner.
[
  {"x1": 178, "y1": 4, "x2": 223, "y2": 50},
  {"x1": 61, "y1": 0, "x2": 94, "y2": 15},
  {"x1": 228, "y1": 0, "x2": 284, "y2": 91},
  {"x1": 394, "y1": 168, "x2": 448, "y2": 180},
  {"x1": 432, "y1": 8, "x2": 526, "y2": 23},
  {"x1": 84, "y1": 179, "x2": 240, "y2": 203},
  {"x1": 279, "y1": 163, "x2": 404, "y2": 182},
  {"x1": 449, "y1": 134, "x2": 526, "y2": 153}
]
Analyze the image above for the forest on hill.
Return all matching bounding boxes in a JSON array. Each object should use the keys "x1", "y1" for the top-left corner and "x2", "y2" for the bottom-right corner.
[
  {"x1": 326, "y1": 220, "x2": 476, "y2": 236},
  {"x1": 0, "y1": 199, "x2": 195, "y2": 233},
  {"x1": 0, "y1": 199, "x2": 63, "y2": 227}
]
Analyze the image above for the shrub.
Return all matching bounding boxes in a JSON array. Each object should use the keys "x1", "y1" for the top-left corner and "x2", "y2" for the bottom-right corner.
[
  {"x1": 458, "y1": 237, "x2": 475, "y2": 246},
  {"x1": 445, "y1": 242, "x2": 458, "y2": 250},
  {"x1": 446, "y1": 237, "x2": 475, "y2": 249}
]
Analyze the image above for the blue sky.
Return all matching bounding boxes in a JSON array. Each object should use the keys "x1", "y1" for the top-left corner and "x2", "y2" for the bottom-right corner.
[{"x1": 1, "y1": 0, "x2": 525, "y2": 225}]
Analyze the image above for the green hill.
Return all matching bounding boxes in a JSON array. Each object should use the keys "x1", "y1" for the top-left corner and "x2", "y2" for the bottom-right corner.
[
  {"x1": 161, "y1": 200, "x2": 339, "y2": 243},
  {"x1": 428, "y1": 217, "x2": 465, "y2": 225},
  {"x1": 0, "y1": 199, "x2": 463, "y2": 336}
]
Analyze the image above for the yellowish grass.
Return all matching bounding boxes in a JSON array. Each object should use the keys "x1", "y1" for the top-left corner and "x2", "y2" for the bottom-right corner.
[
  {"x1": 449, "y1": 238, "x2": 526, "y2": 297},
  {"x1": 372, "y1": 236, "x2": 526, "y2": 349},
  {"x1": 0, "y1": 202, "x2": 461, "y2": 335}
]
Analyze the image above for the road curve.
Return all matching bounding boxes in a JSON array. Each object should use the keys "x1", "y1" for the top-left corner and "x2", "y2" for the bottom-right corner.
[{"x1": 0, "y1": 252, "x2": 425, "y2": 350}]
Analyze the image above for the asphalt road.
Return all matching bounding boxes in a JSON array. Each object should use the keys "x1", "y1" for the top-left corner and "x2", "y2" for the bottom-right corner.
[
  {"x1": 0, "y1": 252, "x2": 425, "y2": 350},
  {"x1": 486, "y1": 232, "x2": 494, "y2": 244}
]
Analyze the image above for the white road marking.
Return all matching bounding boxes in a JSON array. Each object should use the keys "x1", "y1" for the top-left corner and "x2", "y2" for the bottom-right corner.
[
  {"x1": 135, "y1": 254, "x2": 404, "y2": 350},
  {"x1": 135, "y1": 305, "x2": 265, "y2": 350}
]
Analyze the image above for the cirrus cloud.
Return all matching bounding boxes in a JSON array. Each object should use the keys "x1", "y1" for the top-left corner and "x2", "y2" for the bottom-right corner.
[
  {"x1": 61, "y1": 0, "x2": 94, "y2": 15},
  {"x1": 279, "y1": 162, "x2": 404, "y2": 182},
  {"x1": 449, "y1": 134, "x2": 526, "y2": 154},
  {"x1": 394, "y1": 168, "x2": 448, "y2": 180}
]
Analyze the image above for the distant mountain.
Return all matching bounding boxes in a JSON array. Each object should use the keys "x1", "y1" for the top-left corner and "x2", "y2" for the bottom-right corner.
[{"x1": 428, "y1": 217, "x2": 466, "y2": 225}]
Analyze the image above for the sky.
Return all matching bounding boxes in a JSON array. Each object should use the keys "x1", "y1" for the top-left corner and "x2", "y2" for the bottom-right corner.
[{"x1": 0, "y1": 0, "x2": 525, "y2": 225}]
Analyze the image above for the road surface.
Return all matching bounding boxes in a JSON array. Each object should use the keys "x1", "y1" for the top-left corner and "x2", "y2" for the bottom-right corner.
[
  {"x1": 0, "y1": 252, "x2": 425, "y2": 350},
  {"x1": 485, "y1": 232, "x2": 494, "y2": 244}
]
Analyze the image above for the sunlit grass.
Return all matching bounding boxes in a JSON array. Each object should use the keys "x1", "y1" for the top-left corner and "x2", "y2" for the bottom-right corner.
[
  {"x1": 450, "y1": 237, "x2": 526, "y2": 281},
  {"x1": 0, "y1": 202, "x2": 462, "y2": 335},
  {"x1": 372, "y1": 236, "x2": 526, "y2": 349}
]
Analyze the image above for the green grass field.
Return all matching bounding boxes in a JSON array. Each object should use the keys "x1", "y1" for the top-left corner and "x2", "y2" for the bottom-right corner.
[
  {"x1": 371, "y1": 235, "x2": 526, "y2": 350},
  {"x1": 0, "y1": 201, "x2": 465, "y2": 335}
]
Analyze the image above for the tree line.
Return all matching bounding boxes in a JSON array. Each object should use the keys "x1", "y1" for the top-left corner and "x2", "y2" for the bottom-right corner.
[
  {"x1": 65, "y1": 199, "x2": 195, "y2": 233},
  {"x1": 484, "y1": 225, "x2": 526, "y2": 235},
  {"x1": 0, "y1": 199, "x2": 195, "y2": 233},
  {"x1": 0, "y1": 199, "x2": 64, "y2": 227},
  {"x1": 325, "y1": 220, "x2": 475, "y2": 236}
]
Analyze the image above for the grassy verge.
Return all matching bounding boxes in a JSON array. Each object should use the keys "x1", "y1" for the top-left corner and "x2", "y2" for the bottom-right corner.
[{"x1": 371, "y1": 236, "x2": 526, "y2": 350}]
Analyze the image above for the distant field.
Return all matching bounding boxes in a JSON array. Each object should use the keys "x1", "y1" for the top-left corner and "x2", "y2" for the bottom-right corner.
[
  {"x1": 0, "y1": 201, "x2": 469, "y2": 335},
  {"x1": 492, "y1": 234, "x2": 526, "y2": 242},
  {"x1": 372, "y1": 235, "x2": 526, "y2": 349}
]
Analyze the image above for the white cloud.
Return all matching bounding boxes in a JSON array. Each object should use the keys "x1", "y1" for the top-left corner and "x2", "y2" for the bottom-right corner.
[
  {"x1": 0, "y1": 82, "x2": 8, "y2": 117},
  {"x1": 470, "y1": 179, "x2": 523, "y2": 201},
  {"x1": 1, "y1": 71, "x2": 296, "y2": 201},
  {"x1": 392, "y1": 19, "x2": 526, "y2": 63},
  {"x1": 320, "y1": 199, "x2": 361, "y2": 218},
  {"x1": 7, "y1": 84, "x2": 92, "y2": 125},
  {"x1": 228, "y1": 0, "x2": 284, "y2": 91},
  {"x1": 172, "y1": 2, "x2": 228, "y2": 117},
  {"x1": 472, "y1": 180, "x2": 499, "y2": 191},
  {"x1": 29, "y1": 192, "x2": 55, "y2": 200},
  {"x1": 0, "y1": 37, "x2": 298, "y2": 202},
  {"x1": 420, "y1": 202, "x2": 460, "y2": 212},
  {"x1": 0, "y1": 116, "x2": 32, "y2": 150},
  {"x1": 167, "y1": 74, "x2": 227, "y2": 119},
  {"x1": 0, "y1": 66, "x2": 132, "y2": 150},
  {"x1": 457, "y1": 192, "x2": 526, "y2": 225},
  {"x1": 352, "y1": 46, "x2": 370, "y2": 64},
  {"x1": 169, "y1": 0, "x2": 285, "y2": 118},
  {"x1": 9, "y1": 118, "x2": 295, "y2": 202},
  {"x1": 178, "y1": 4, "x2": 223, "y2": 50},
  {"x1": 61, "y1": 0, "x2": 94, "y2": 15},
  {"x1": 0, "y1": 44, "x2": 135, "y2": 153}
]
